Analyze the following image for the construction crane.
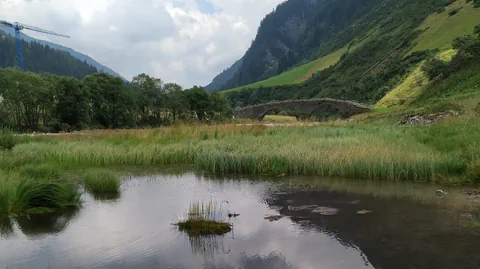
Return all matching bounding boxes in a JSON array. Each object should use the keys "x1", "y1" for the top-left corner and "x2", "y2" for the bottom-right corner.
[{"x1": 0, "y1": 20, "x2": 70, "y2": 70}]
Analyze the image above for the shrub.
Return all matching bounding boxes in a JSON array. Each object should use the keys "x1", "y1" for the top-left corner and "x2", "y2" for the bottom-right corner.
[
  {"x1": 83, "y1": 169, "x2": 121, "y2": 194},
  {"x1": 422, "y1": 58, "x2": 449, "y2": 80},
  {"x1": 0, "y1": 129, "x2": 17, "y2": 151}
]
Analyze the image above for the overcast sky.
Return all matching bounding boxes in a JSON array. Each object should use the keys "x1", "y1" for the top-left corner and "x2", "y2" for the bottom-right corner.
[{"x1": 0, "y1": 0, "x2": 285, "y2": 87}]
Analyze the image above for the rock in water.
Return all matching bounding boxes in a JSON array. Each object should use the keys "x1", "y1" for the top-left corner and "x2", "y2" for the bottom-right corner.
[
  {"x1": 357, "y1": 210, "x2": 373, "y2": 215},
  {"x1": 264, "y1": 215, "x2": 283, "y2": 222},
  {"x1": 312, "y1": 207, "x2": 339, "y2": 216},
  {"x1": 436, "y1": 189, "x2": 448, "y2": 197},
  {"x1": 287, "y1": 205, "x2": 318, "y2": 212}
]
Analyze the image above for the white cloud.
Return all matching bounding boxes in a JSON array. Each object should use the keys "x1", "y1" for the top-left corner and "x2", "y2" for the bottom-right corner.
[{"x1": 0, "y1": 0, "x2": 285, "y2": 87}]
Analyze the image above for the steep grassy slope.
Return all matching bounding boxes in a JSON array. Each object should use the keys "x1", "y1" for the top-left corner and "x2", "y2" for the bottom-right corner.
[
  {"x1": 224, "y1": 46, "x2": 347, "y2": 93},
  {"x1": 411, "y1": 1, "x2": 480, "y2": 53}
]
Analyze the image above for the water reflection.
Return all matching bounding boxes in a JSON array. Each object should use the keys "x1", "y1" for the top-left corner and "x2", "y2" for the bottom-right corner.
[
  {"x1": 0, "y1": 217, "x2": 13, "y2": 237},
  {"x1": 0, "y1": 172, "x2": 479, "y2": 269},
  {"x1": 15, "y1": 208, "x2": 79, "y2": 237},
  {"x1": 91, "y1": 192, "x2": 121, "y2": 202}
]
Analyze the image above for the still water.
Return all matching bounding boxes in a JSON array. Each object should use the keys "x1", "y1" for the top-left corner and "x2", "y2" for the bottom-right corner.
[{"x1": 1, "y1": 172, "x2": 479, "y2": 269}]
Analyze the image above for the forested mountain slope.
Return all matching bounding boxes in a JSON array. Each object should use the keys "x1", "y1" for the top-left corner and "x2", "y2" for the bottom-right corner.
[
  {"x1": 217, "y1": 0, "x2": 480, "y2": 108},
  {"x1": 0, "y1": 29, "x2": 99, "y2": 79},
  {"x1": 0, "y1": 26, "x2": 123, "y2": 79}
]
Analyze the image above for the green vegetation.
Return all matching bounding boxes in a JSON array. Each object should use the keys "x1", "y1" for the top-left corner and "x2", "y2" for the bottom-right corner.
[
  {"x1": 225, "y1": 46, "x2": 347, "y2": 93},
  {"x1": 0, "y1": 69, "x2": 232, "y2": 132},
  {"x1": 19, "y1": 164, "x2": 61, "y2": 180},
  {"x1": 263, "y1": 115, "x2": 298, "y2": 123},
  {"x1": 177, "y1": 201, "x2": 231, "y2": 236},
  {"x1": 83, "y1": 169, "x2": 121, "y2": 195},
  {"x1": 222, "y1": 0, "x2": 480, "y2": 109},
  {"x1": 0, "y1": 122, "x2": 476, "y2": 184},
  {"x1": 411, "y1": 0, "x2": 480, "y2": 53},
  {"x1": 0, "y1": 129, "x2": 17, "y2": 151},
  {"x1": 0, "y1": 178, "x2": 81, "y2": 217}
]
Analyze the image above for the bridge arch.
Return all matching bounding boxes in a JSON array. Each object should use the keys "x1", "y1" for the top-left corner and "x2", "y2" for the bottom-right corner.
[{"x1": 233, "y1": 99, "x2": 371, "y2": 121}]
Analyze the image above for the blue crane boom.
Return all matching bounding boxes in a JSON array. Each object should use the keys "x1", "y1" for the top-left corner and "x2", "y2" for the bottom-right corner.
[{"x1": 0, "y1": 20, "x2": 70, "y2": 70}]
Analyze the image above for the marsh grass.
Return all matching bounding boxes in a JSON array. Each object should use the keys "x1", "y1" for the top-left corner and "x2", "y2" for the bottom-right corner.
[
  {"x1": 19, "y1": 164, "x2": 61, "y2": 180},
  {"x1": 1, "y1": 121, "x2": 478, "y2": 184},
  {"x1": 83, "y1": 169, "x2": 121, "y2": 195},
  {"x1": 177, "y1": 201, "x2": 231, "y2": 236},
  {"x1": 0, "y1": 180, "x2": 81, "y2": 217}
]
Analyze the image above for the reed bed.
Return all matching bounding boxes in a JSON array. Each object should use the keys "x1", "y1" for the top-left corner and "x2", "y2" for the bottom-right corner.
[
  {"x1": 1, "y1": 123, "x2": 478, "y2": 184},
  {"x1": 83, "y1": 169, "x2": 121, "y2": 195}
]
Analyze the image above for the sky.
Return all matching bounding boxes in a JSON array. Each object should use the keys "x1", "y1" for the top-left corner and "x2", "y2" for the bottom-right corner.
[{"x1": 0, "y1": 0, "x2": 285, "y2": 87}]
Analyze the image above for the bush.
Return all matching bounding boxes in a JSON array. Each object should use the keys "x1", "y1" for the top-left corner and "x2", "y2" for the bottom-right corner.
[
  {"x1": 422, "y1": 58, "x2": 449, "y2": 80},
  {"x1": 0, "y1": 129, "x2": 17, "y2": 151},
  {"x1": 83, "y1": 169, "x2": 121, "y2": 195},
  {"x1": 448, "y1": 8, "x2": 462, "y2": 16}
]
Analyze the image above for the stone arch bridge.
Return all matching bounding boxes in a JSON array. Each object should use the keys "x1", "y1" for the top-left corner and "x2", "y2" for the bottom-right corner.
[{"x1": 233, "y1": 99, "x2": 371, "y2": 120}]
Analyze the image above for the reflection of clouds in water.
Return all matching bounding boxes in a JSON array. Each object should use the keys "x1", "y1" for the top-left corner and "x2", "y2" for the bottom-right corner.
[{"x1": 0, "y1": 173, "x2": 375, "y2": 269}]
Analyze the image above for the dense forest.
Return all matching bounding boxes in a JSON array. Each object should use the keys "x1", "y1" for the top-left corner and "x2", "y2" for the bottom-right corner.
[
  {"x1": 0, "y1": 30, "x2": 98, "y2": 79},
  {"x1": 0, "y1": 68, "x2": 232, "y2": 132},
  {"x1": 226, "y1": 25, "x2": 480, "y2": 108},
  {"x1": 208, "y1": 0, "x2": 464, "y2": 91}
]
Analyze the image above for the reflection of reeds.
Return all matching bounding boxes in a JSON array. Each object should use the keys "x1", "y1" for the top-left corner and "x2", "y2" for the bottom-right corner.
[{"x1": 188, "y1": 234, "x2": 225, "y2": 257}]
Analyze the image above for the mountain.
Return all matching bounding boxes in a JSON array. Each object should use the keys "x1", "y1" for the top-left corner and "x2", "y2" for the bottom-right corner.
[
  {"x1": 210, "y1": 0, "x2": 480, "y2": 107},
  {"x1": 0, "y1": 26, "x2": 124, "y2": 80},
  {"x1": 205, "y1": 58, "x2": 243, "y2": 92}
]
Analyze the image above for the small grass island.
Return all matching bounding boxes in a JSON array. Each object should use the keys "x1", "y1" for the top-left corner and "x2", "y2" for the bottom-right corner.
[{"x1": 176, "y1": 201, "x2": 232, "y2": 236}]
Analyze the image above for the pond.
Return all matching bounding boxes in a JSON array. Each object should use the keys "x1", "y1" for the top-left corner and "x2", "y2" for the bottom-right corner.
[{"x1": 1, "y1": 172, "x2": 479, "y2": 269}]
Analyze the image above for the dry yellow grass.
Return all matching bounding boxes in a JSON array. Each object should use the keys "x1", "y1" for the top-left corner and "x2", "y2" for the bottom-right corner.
[{"x1": 376, "y1": 50, "x2": 456, "y2": 108}]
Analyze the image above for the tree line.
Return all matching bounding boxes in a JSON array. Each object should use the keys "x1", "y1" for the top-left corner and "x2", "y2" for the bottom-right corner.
[
  {"x1": 0, "y1": 68, "x2": 232, "y2": 132},
  {"x1": 0, "y1": 30, "x2": 98, "y2": 79}
]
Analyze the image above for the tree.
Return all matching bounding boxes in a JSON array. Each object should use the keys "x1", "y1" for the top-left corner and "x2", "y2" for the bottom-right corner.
[
  {"x1": 184, "y1": 86, "x2": 211, "y2": 121},
  {"x1": 0, "y1": 68, "x2": 54, "y2": 131},
  {"x1": 164, "y1": 83, "x2": 187, "y2": 122},
  {"x1": 131, "y1": 73, "x2": 164, "y2": 125},
  {"x1": 209, "y1": 92, "x2": 232, "y2": 120},
  {"x1": 84, "y1": 73, "x2": 136, "y2": 128},
  {"x1": 453, "y1": 34, "x2": 480, "y2": 59},
  {"x1": 54, "y1": 76, "x2": 89, "y2": 130}
]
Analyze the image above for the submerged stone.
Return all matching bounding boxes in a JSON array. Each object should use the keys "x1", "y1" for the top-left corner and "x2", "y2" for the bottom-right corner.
[
  {"x1": 357, "y1": 210, "x2": 373, "y2": 215},
  {"x1": 312, "y1": 207, "x2": 339, "y2": 216},
  {"x1": 287, "y1": 205, "x2": 318, "y2": 212},
  {"x1": 264, "y1": 215, "x2": 283, "y2": 222}
]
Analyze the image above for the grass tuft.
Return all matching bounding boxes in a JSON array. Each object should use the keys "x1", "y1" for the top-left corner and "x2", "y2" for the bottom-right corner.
[
  {"x1": 0, "y1": 180, "x2": 81, "y2": 216},
  {"x1": 177, "y1": 201, "x2": 231, "y2": 236},
  {"x1": 83, "y1": 169, "x2": 121, "y2": 195}
]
